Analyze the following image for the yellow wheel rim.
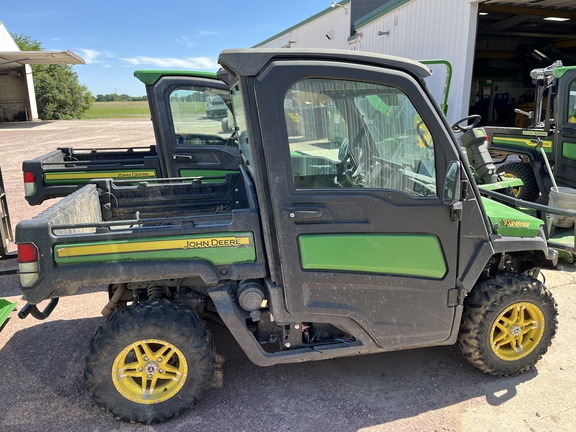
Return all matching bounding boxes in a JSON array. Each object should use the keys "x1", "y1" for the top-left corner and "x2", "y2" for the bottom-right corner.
[
  {"x1": 112, "y1": 339, "x2": 188, "y2": 405},
  {"x1": 490, "y1": 302, "x2": 545, "y2": 361},
  {"x1": 502, "y1": 172, "x2": 522, "y2": 198}
]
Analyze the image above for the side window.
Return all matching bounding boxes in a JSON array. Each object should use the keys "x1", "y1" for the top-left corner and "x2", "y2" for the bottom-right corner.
[
  {"x1": 169, "y1": 87, "x2": 233, "y2": 146},
  {"x1": 568, "y1": 80, "x2": 576, "y2": 123},
  {"x1": 284, "y1": 78, "x2": 437, "y2": 197}
]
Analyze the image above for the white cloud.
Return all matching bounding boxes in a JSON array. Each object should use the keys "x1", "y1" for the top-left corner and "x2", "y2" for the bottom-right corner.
[
  {"x1": 175, "y1": 31, "x2": 223, "y2": 48},
  {"x1": 120, "y1": 56, "x2": 218, "y2": 70},
  {"x1": 77, "y1": 49, "x2": 101, "y2": 64},
  {"x1": 175, "y1": 36, "x2": 196, "y2": 48},
  {"x1": 197, "y1": 31, "x2": 221, "y2": 37}
]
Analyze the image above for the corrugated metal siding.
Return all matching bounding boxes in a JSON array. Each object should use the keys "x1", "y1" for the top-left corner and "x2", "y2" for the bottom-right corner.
[
  {"x1": 261, "y1": 8, "x2": 351, "y2": 49},
  {"x1": 353, "y1": 0, "x2": 478, "y2": 123},
  {"x1": 259, "y1": 1, "x2": 479, "y2": 123},
  {"x1": 294, "y1": 7, "x2": 351, "y2": 48}
]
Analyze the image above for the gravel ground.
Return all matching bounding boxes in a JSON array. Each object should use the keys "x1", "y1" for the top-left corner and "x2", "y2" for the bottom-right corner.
[{"x1": 0, "y1": 119, "x2": 575, "y2": 432}]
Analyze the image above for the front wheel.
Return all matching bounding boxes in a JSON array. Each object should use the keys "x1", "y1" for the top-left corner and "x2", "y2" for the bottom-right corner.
[
  {"x1": 458, "y1": 274, "x2": 558, "y2": 376},
  {"x1": 85, "y1": 299, "x2": 214, "y2": 424}
]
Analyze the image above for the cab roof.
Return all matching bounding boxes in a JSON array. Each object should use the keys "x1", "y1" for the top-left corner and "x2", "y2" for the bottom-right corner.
[{"x1": 218, "y1": 48, "x2": 431, "y2": 81}]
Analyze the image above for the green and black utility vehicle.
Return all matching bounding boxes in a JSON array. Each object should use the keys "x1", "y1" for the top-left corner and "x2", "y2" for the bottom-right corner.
[
  {"x1": 482, "y1": 61, "x2": 576, "y2": 201},
  {"x1": 22, "y1": 71, "x2": 237, "y2": 205},
  {"x1": 22, "y1": 60, "x2": 451, "y2": 206},
  {"x1": 16, "y1": 48, "x2": 559, "y2": 424}
]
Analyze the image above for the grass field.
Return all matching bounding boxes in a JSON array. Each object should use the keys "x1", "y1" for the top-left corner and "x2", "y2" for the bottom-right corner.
[{"x1": 84, "y1": 101, "x2": 151, "y2": 119}]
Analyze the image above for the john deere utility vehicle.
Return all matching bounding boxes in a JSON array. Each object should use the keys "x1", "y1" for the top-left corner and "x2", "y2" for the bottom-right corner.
[{"x1": 15, "y1": 48, "x2": 559, "y2": 424}]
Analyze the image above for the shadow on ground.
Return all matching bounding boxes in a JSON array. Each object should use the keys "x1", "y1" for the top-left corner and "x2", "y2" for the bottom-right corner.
[
  {"x1": 0, "y1": 121, "x2": 55, "y2": 130},
  {"x1": 0, "y1": 313, "x2": 537, "y2": 432}
]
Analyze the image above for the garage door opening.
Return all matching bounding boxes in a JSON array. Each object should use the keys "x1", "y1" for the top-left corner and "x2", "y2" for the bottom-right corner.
[{"x1": 471, "y1": 0, "x2": 576, "y2": 127}]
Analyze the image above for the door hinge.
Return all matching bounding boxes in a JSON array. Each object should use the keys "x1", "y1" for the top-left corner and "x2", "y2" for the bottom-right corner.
[
  {"x1": 447, "y1": 286, "x2": 465, "y2": 307},
  {"x1": 461, "y1": 179, "x2": 470, "y2": 200},
  {"x1": 450, "y1": 201, "x2": 463, "y2": 221}
]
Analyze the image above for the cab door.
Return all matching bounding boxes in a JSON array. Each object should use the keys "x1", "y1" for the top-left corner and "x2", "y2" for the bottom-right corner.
[
  {"x1": 554, "y1": 69, "x2": 576, "y2": 188},
  {"x1": 254, "y1": 61, "x2": 463, "y2": 349},
  {"x1": 144, "y1": 74, "x2": 240, "y2": 178}
]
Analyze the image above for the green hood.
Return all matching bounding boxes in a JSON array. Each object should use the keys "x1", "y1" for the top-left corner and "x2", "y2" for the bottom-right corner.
[{"x1": 481, "y1": 197, "x2": 542, "y2": 237}]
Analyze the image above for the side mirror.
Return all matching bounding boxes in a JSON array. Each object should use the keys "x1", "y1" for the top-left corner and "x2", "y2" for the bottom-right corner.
[{"x1": 442, "y1": 161, "x2": 461, "y2": 205}]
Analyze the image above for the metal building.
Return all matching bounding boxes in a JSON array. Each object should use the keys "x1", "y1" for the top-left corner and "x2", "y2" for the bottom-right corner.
[
  {"x1": 0, "y1": 21, "x2": 84, "y2": 121},
  {"x1": 256, "y1": 0, "x2": 576, "y2": 125}
]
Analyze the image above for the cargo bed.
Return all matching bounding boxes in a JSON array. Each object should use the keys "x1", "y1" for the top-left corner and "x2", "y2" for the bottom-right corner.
[
  {"x1": 22, "y1": 146, "x2": 161, "y2": 205},
  {"x1": 15, "y1": 169, "x2": 266, "y2": 304}
]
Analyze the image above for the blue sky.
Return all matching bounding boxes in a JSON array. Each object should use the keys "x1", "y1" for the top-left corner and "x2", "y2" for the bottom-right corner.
[{"x1": 2, "y1": 0, "x2": 329, "y2": 96}]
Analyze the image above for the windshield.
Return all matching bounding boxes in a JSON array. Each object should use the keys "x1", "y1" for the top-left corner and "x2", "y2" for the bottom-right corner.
[{"x1": 169, "y1": 86, "x2": 233, "y2": 145}]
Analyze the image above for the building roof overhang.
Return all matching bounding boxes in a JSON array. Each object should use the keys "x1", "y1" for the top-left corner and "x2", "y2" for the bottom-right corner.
[{"x1": 0, "y1": 50, "x2": 84, "y2": 70}]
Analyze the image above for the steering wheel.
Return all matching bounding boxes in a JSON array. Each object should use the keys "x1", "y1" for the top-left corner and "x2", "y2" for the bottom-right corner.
[
  {"x1": 451, "y1": 114, "x2": 481, "y2": 132},
  {"x1": 415, "y1": 119, "x2": 433, "y2": 149}
]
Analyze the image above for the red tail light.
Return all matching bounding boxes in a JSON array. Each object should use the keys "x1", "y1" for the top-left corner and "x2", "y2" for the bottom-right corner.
[
  {"x1": 23, "y1": 172, "x2": 37, "y2": 197},
  {"x1": 18, "y1": 243, "x2": 38, "y2": 263},
  {"x1": 23, "y1": 171, "x2": 35, "y2": 183},
  {"x1": 18, "y1": 243, "x2": 40, "y2": 287}
]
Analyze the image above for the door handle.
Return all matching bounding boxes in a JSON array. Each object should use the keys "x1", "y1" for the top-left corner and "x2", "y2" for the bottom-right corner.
[
  {"x1": 283, "y1": 207, "x2": 329, "y2": 221},
  {"x1": 172, "y1": 154, "x2": 197, "y2": 163}
]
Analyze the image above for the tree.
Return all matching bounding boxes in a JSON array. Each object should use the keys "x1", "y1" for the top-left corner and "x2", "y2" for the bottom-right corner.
[
  {"x1": 94, "y1": 93, "x2": 147, "y2": 102},
  {"x1": 11, "y1": 33, "x2": 93, "y2": 120}
]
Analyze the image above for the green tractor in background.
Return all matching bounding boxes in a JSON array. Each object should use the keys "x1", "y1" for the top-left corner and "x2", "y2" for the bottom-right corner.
[
  {"x1": 482, "y1": 61, "x2": 576, "y2": 202},
  {"x1": 460, "y1": 62, "x2": 576, "y2": 258}
]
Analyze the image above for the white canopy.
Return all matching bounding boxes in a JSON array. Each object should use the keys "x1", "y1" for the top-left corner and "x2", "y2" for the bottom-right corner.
[{"x1": 0, "y1": 50, "x2": 84, "y2": 70}]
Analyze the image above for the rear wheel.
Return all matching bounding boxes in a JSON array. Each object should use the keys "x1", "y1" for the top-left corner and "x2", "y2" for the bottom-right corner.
[
  {"x1": 458, "y1": 273, "x2": 557, "y2": 376},
  {"x1": 497, "y1": 162, "x2": 540, "y2": 202},
  {"x1": 85, "y1": 299, "x2": 214, "y2": 424}
]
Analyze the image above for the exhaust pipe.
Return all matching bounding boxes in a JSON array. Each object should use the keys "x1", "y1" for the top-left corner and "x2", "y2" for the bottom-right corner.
[
  {"x1": 18, "y1": 298, "x2": 59, "y2": 320},
  {"x1": 101, "y1": 284, "x2": 127, "y2": 317}
]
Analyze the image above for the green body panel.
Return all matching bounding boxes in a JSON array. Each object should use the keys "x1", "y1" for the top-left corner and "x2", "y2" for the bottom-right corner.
[
  {"x1": 44, "y1": 168, "x2": 239, "y2": 185},
  {"x1": 548, "y1": 227, "x2": 575, "y2": 250},
  {"x1": 491, "y1": 136, "x2": 553, "y2": 154},
  {"x1": 0, "y1": 298, "x2": 16, "y2": 329},
  {"x1": 481, "y1": 197, "x2": 542, "y2": 237},
  {"x1": 298, "y1": 233, "x2": 447, "y2": 279},
  {"x1": 44, "y1": 169, "x2": 157, "y2": 184},
  {"x1": 553, "y1": 66, "x2": 576, "y2": 79},
  {"x1": 562, "y1": 141, "x2": 576, "y2": 160},
  {"x1": 133, "y1": 70, "x2": 218, "y2": 86},
  {"x1": 478, "y1": 177, "x2": 523, "y2": 191},
  {"x1": 54, "y1": 232, "x2": 255, "y2": 265},
  {"x1": 419, "y1": 59, "x2": 452, "y2": 115}
]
